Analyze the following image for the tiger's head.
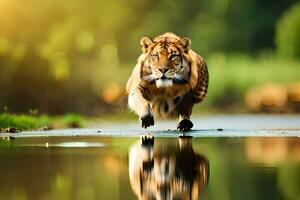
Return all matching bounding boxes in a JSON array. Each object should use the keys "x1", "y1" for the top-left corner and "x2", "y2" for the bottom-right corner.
[{"x1": 140, "y1": 33, "x2": 192, "y2": 88}]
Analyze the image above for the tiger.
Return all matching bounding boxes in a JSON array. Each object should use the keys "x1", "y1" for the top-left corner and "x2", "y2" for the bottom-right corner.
[
  {"x1": 129, "y1": 135, "x2": 210, "y2": 200},
  {"x1": 126, "y1": 32, "x2": 209, "y2": 131}
]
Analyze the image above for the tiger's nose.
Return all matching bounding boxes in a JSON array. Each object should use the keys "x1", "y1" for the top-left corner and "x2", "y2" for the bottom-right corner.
[{"x1": 159, "y1": 68, "x2": 168, "y2": 74}]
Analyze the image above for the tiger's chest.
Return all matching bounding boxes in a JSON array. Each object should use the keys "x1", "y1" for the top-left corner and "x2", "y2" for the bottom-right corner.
[{"x1": 144, "y1": 84, "x2": 191, "y2": 119}]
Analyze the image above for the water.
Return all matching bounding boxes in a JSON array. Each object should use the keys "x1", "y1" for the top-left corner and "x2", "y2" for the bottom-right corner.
[{"x1": 0, "y1": 136, "x2": 300, "y2": 200}]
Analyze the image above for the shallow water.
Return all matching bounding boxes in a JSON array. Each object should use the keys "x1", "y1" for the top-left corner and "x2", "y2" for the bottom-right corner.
[{"x1": 0, "y1": 136, "x2": 300, "y2": 200}]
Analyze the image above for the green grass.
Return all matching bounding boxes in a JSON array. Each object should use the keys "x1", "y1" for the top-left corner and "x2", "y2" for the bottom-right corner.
[
  {"x1": 61, "y1": 113, "x2": 86, "y2": 128},
  {"x1": 0, "y1": 113, "x2": 51, "y2": 130},
  {"x1": 0, "y1": 113, "x2": 87, "y2": 131}
]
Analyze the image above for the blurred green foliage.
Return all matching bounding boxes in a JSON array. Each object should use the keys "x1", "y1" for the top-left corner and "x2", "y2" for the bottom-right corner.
[
  {"x1": 0, "y1": 113, "x2": 86, "y2": 130},
  {"x1": 0, "y1": 113, "x2": 50, "y2": 130},
  {"x1": 0, "y1": 0, "x2": 299, "y2": 115},
  {"x1": 276, "y1": 2, "x2": 300, "y2": 59},
  {"x1": 62, "y1": 113, "x2": 86, "y2": 128},
  {"x1": 200, "y1": 54, "x2": 300, "y2": 111}
]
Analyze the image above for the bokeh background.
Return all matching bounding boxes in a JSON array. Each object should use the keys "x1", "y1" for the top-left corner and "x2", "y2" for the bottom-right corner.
[{"x1": 0, "y1": 0, "x2": 300, "y2": 116}]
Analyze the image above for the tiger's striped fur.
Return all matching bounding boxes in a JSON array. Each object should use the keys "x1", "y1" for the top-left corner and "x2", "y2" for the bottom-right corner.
[{"x1": 126, "y1": 32, "x2": 209, "y2": 130}]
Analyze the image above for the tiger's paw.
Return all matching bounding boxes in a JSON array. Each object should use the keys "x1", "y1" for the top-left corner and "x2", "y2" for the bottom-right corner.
[
  {"x1": 140, "y1": 111, "x2": 154, "y2": 129},
  {"x1": 177, "y1": 119, "x2": 193, "y2": 132},
  {"x1": 140, "y1": 134, "x2": 154, "y2": 147}
]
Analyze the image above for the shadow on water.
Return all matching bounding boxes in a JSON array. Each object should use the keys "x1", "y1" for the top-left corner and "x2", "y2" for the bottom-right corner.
[{"x1": 128, "y1": 135, "x2": 209, "y2": 200}]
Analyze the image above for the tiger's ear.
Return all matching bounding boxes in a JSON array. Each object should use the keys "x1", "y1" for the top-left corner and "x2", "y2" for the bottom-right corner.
[
  {"x1": 179, "y1": 37, "x2": 191, "y2": 52},
  {"x1": 140, "y1": 36, "x2": 154, "y2": 53}
]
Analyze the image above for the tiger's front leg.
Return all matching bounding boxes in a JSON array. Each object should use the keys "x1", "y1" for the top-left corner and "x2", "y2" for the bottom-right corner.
[
  {"x1": 128, "y1": 87, "x2": 154, "y2": 128},
  {"x1": 176, "y1": 93, "x2": 194, "y2": 131},
  {"x1": 140, "y1": 104, "x2": 154, "y2": 128},
  {"x1": 177, "y1": 115, "x2": 193, "y2": 131}
]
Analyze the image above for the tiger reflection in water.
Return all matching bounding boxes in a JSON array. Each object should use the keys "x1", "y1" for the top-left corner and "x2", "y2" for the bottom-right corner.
[{"x1": 129, "y1": 135, "x2": 209, "y2": 200}]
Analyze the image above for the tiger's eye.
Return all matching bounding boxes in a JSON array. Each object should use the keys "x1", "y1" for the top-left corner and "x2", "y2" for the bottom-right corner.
[{"x1": 169, "y1": 54, "x2": 178, "y2": 60}]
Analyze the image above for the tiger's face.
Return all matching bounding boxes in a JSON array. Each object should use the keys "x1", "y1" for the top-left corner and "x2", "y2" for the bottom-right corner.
[{"x1": 140, "y1": 35, "x2": 192, "y2": 88}]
